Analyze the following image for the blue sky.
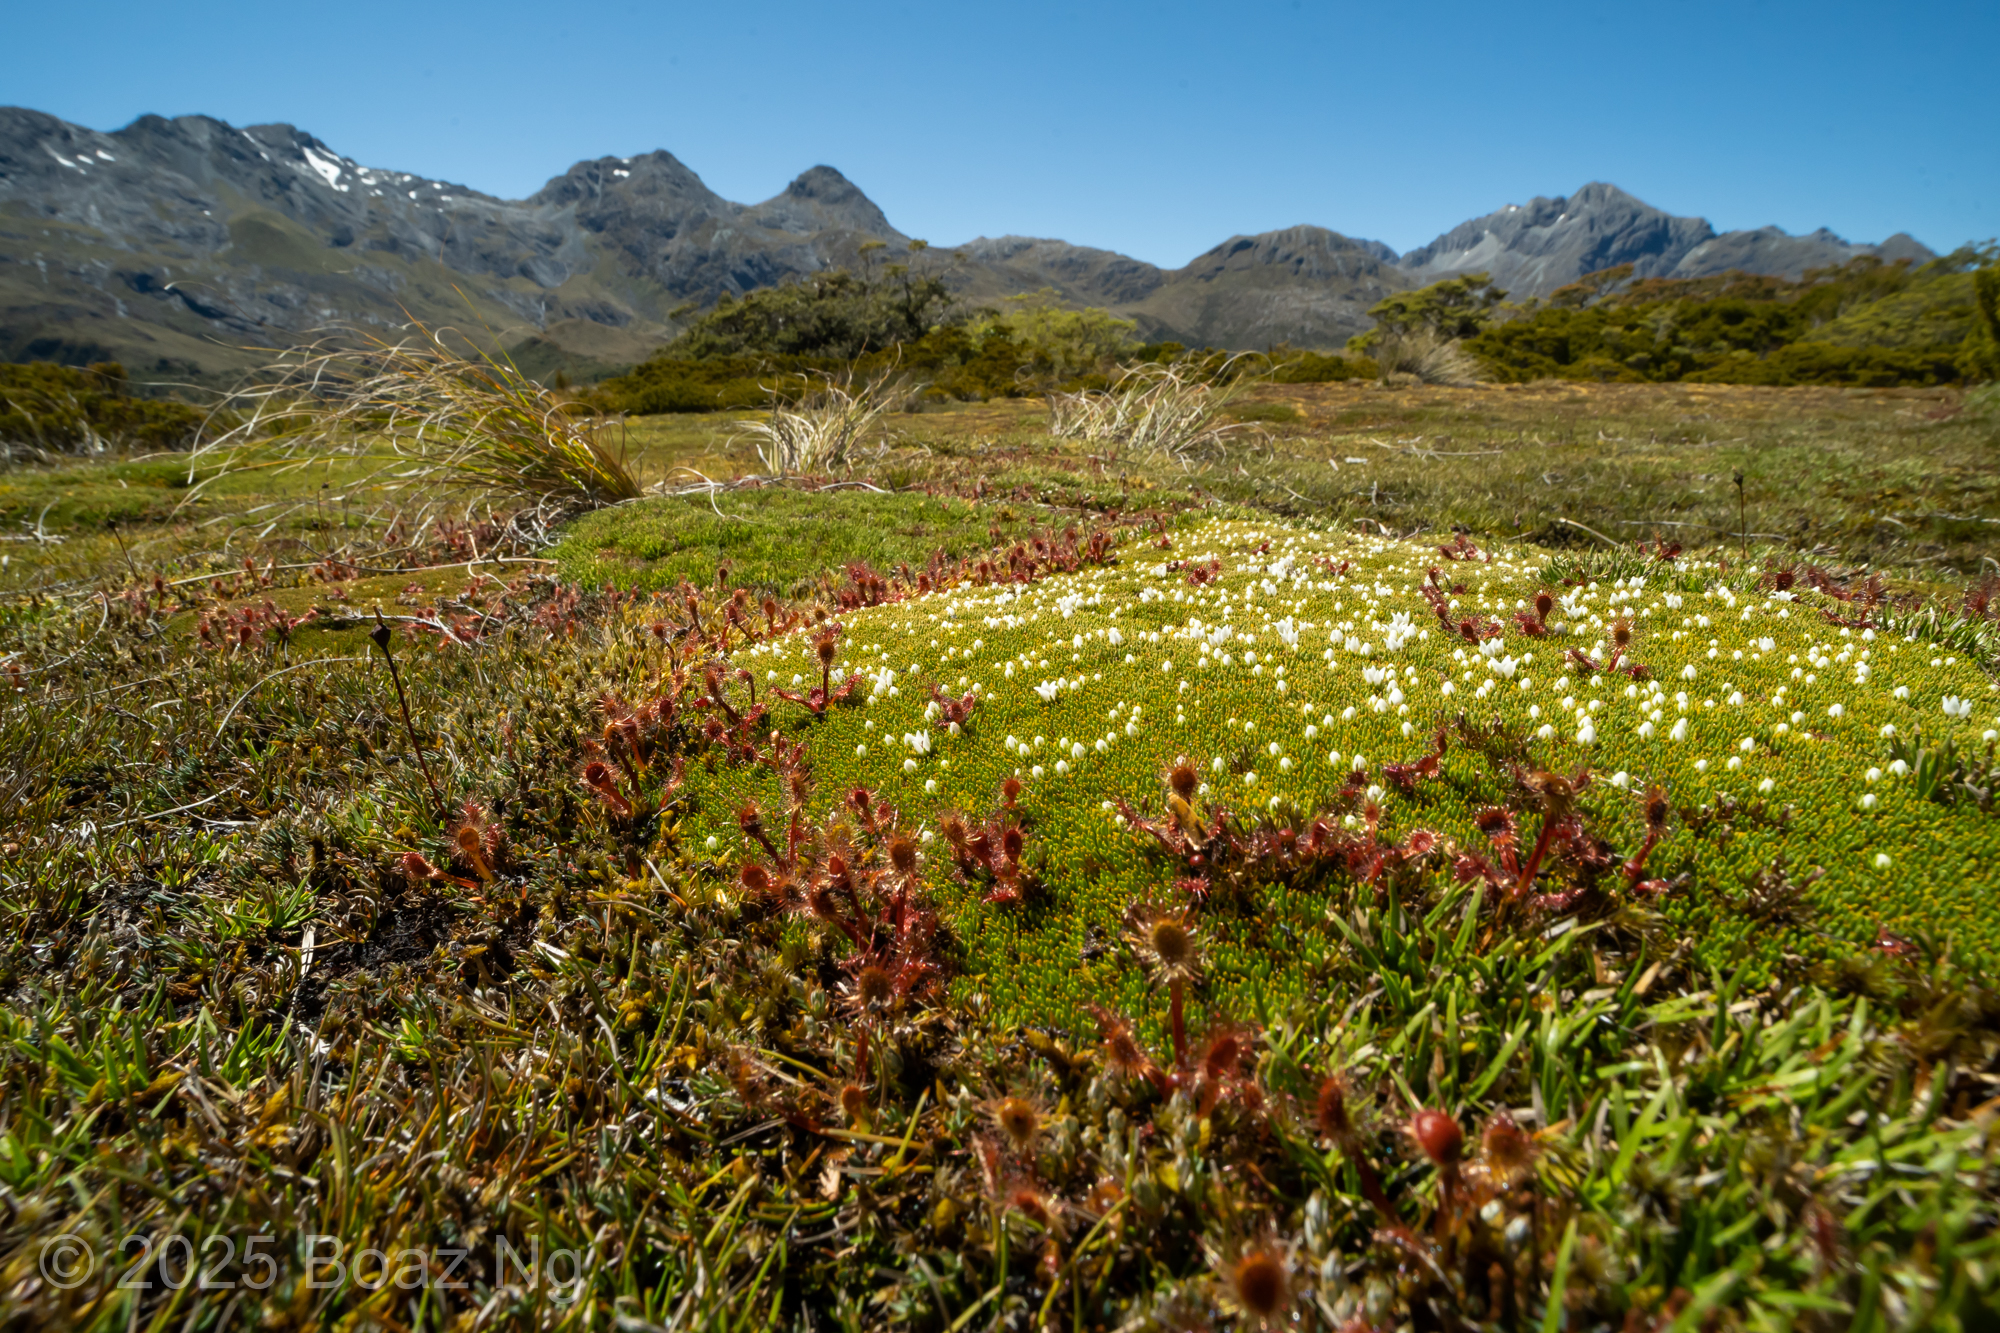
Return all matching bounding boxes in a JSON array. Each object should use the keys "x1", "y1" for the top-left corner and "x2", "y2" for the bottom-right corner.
[{"x1": 4, "y1": 0, "x2": 1992, "y2": 267}]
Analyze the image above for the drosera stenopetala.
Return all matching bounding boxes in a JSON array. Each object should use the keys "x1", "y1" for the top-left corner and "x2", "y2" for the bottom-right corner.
[{"x1": 651, "y1": 517, "x2": 2000, "y2": 1031}]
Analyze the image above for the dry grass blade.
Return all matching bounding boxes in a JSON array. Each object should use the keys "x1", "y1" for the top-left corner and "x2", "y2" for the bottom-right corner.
[
  {"x1": 1045, "y1": 356, "x2": 1260, "y2": 462},
  {"x1": 732, "y1": 364, "x2": 911, "y2": 477},
  {"x1": 1371, "y1": 327, "x2": 1480, "y2": 386},
  {"x1": 196, "y1": 321, "x2": 642, "y2": 512}
]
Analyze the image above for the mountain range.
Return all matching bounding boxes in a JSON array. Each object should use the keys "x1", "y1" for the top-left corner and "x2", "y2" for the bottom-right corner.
[{"x1": 0, "y1": 106, "x2": 1937, "y2": 382}]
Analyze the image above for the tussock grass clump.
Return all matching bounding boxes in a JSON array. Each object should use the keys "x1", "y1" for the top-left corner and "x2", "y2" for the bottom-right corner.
[
  {"x1": 731, "y1": 366, "x2": 911, "y2": 477},
  {"x1": 1369, "y1": 326, "x2": 1481, "y2": 386},
  {"x1": 199, "y1": 323, "x2": 642, "y2": 514},
  {"x1": 1046, "y1": 360, "x2": 1258, "y2": 462}
]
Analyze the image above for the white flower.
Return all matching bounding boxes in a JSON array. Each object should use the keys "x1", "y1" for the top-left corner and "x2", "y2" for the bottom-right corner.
[
  {"x1": 1865, "y1": 767, "x2": 1881, "y2": 782},
  {"x1": 1828, "y1": 704, "x2": 1844, "y2": 719},
  {"x1": 1943, "y1": 695, "x2": 1973, "y2": 718},
  {"x1": 1536, "y1": 724, "x2": 1556, "y2": 740},
  {"x1": 1880, "y1": 724, "x2": 1896, "y2": 738},
  {"x1": 1756, "y1": 637, "x2": 1776, "y2": 653},
  {"x1": 925, "y1": 778, "x2": 938, "y2": 793},
  {"x1": 1682, "y1": 665, "x2": 1698, "y2": 680},
  {"x1": 1162, "y1": 660, "x2": 1174, "y2": 673},
  {"x1": 1873, "y1": 853, "x2": 1892, "y2": 870},
  {"x1": 1034, "y1": 680, "x2": 1061, "y2": 701},
  {"x1": 1072, "y1": 741, "x2": 1087, "y2": 760},
  {"x1": 1888, "y1": 759, "x2": 1908, "y2": 777},
  {"x1": 1031, "y1": 765, "x2": 1045, "y2": 777},
  {"x1": 1279, "y1": 757, "x2": 1293, "y2": 771},
  {"x1": 1243, "y1": 772, "x2": 1258, "y2": 787},
  {"x1": 856, "y1": 744, "x2": 869, "y2": 757},
  {"x1": 1694, "y1": 758, "x2": 1709, "y2": 772},
  {"x1": 903, "y1": 758, "x2": 918, "y2": 773},
  {"x1": 1756, "y1": 777, "x2": 1774, "y2": 793},
  {"x1": 1055, "y1": 760, "x2": 1070, "y2": 775},
  {"x1": 1861, "y1": 793, "x2": 1878, "y2": 810},
  {"x1": 1893, "y1": 686, "x2": 1909, "y2": 700},
  {"x1": 1611, "y1": 770, "x2": 1630, "y2": 789},
  {"x1": 1669, "y1": 718, "x2": 1688, "y2": 742},
  {"x1": 1213, "y1": 756, "x2": 1226, "y2": 772},
  {"x1": 1727, "y1": 756, "x2": 1741, "y2": 771},
  {"x1": 705, "y1": 835, "x2": 719, "y2": 850},
  {"x1": 1638, "y1": 721, "x2": 1656, "y2": 739}
]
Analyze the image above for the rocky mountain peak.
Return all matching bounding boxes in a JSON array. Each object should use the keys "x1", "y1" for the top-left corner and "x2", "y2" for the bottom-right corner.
[{"x1": 746, "y1": 165, "x2": 900, "y2": 238}]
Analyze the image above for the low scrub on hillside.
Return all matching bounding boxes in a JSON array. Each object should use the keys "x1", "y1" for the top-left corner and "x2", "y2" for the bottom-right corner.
[
  {"x1": 0, "y1": 361, "x2": 214, "y2": 461},
  {"x1": 1431, "y1": 250, "x2": 2000, "y2": 386}
]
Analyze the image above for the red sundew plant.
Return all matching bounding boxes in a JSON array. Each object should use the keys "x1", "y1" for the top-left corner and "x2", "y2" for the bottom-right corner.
[
  {"x1": 773, "y1": 627, "x2": 864, "y2": 719},
  {"x1": 938, "y1": 797, "x2": 1036, "y2": 906}
]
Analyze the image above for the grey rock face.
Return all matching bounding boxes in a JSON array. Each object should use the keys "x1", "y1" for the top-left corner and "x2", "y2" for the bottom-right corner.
[{"x1": 1397, "y1": 182, "x2": 1935, "y2": 298}]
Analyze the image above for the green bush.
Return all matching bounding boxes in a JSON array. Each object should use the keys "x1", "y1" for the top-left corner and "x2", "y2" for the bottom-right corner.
[
  {"x1": 0, "y1": 362, "x2": 212, "y2": 459},
  {"x1": 1267, "y1": 348, "x2": 1376, "y2": 383},
  {"x1": 665, "y1": 257, "x2": 954, "y2": 362},
  {"x1": 1465, "y1": 254, "x2": 1988, "y2": 387}
]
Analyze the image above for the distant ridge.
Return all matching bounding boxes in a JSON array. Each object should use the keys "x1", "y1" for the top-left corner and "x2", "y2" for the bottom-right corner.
[
  {"x1": 0, "y1": 106, "x2": 1937, "y2": 377},
  {"x1": 1398, "y1": 181, "x2": 1932, "y2": 296}
]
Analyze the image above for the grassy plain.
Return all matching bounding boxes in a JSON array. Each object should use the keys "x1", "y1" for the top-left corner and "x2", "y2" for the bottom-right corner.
[{"x1": 0, "y1": 380, "x2": 1997, "y2": 1331}]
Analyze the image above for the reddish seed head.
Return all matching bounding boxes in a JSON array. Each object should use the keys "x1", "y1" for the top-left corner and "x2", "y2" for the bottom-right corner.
[
  {"x1": 761, "y1": 597, "x2": 778, "y2": 620},
  {"x1": 1231, "y1": 1251, "x2": 1289, "y2": 1319},
  {"x1": 1168, "y1": 761, "x2": 1199, "y2": 802},
  {"x1": 994, "y1": 1096, "x2": 1040, "y2": 1150},
  {"x1": 939, "y1": 813, "x2": 970, "y2": 846},
  {"x1": 1412, "y1": 1108, "x2": 1463, "y2": 1168},
  {"x1": 738, "y1": 803, "x2": 764, "y2": 834},
  {"x1": 816, "y1": 633, "x2": 838, "y2": 667},
  {"x1": 839, "y1": 1083, "x2": 868, "y2": 1121},
  {"x1": 825, "y1": 853, "x2": 851, "y2": 888},
  {"x1": 888, "y1": 836, "x2": 918, "y2": 875},
  {"x1": 1001, "y1": 776, "x2": 1022, "y2": 807},
  {"x1": 1315, "y1": 1075, "x2": 1354, "y2": 1143},
  {"x1": 855, "y1": 965, "x2": 895, "y2": 1009},
  {"x1": 455, "y1": 824, "x2": 481, "y2": 855},
  {"x1": 1000, "y1": 826, "x2": 1024, "y2": 862},
  {"x1": 1007, "y1": 1185, "x2": 1053, "y2": 1227},
  {"x1": 1405, "y1": 828, "x2": 1438, "y2": 857},
  {"x1": 1149, "y1": 916, "x2": 1194, "y2": 969},
  {"x1": 1534, "y1": 590, "x2": 1555, "y2": 619},
  {"x1": 1612, "y1": 616, "x2": 1634, "y2": 648},
  {"x1": 1094, "y1": 1007, "x2": 1151, "y2": 1078},
  {"x1": 739, "y1": 864, "x2": 770, "y2": 894},
  {"x1": 1480, "y1": 1112, "x2": 1535, "y2": 1182},
  {"x1": 1475, "y1": 807, "x2": 1510, "y2": 835},
  {"x1": 582, "y1": 760, "x2": 614, "y2": 789},
  {"x1": 846, "y1": 787, "x2": 873, "y2": 818},
  {"x1": 1644, "y1": 785, "x2": 1671, "y2": 831}
]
